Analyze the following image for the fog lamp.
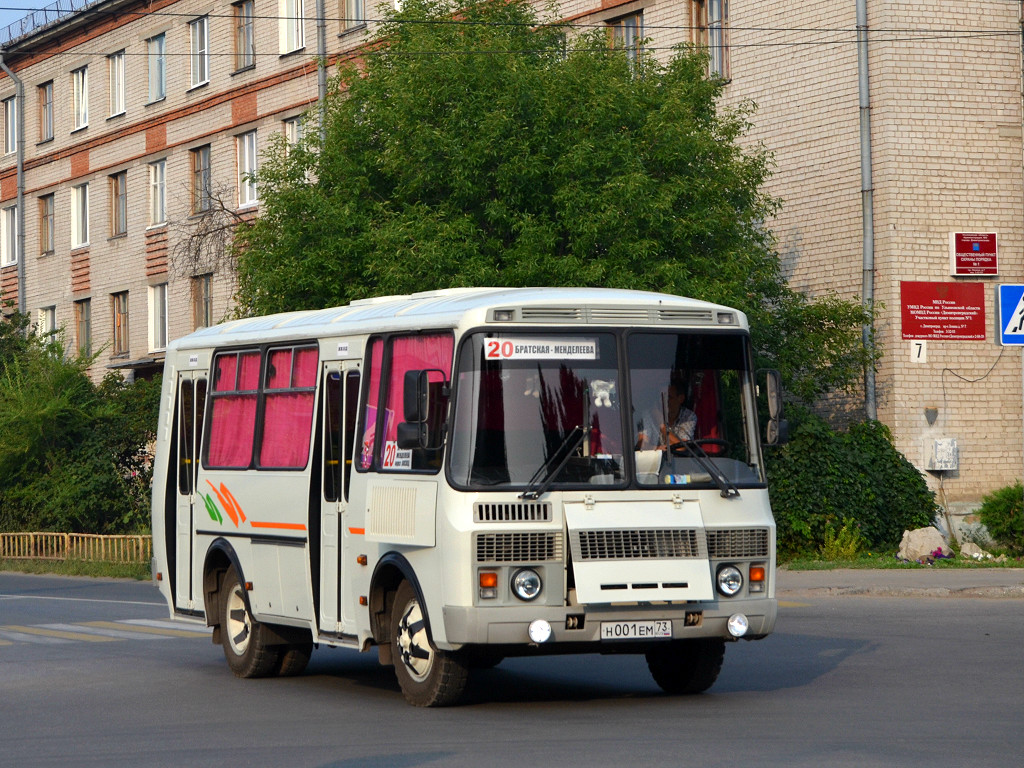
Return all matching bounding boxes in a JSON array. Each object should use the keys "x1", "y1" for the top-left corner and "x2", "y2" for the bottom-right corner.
[
  {"x1": 727, "y1": 613, "x2": 749, "y2": 638},
  {"x1": 528, "y1": 619, "x2": 552, "y2": 644},
  {"x1": 511, "y1": 568, "x2": 542, "y2": 601}
]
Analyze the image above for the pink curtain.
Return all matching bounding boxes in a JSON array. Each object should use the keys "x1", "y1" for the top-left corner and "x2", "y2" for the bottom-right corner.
[
  {"x1": 260, "y1": 392, "x2": 315, "y2": 467},
  {"x1": 383, "y1": 334, "x2": 454, "y2": 444},
  {"x1": 208, "y1": 395, "x2": 257, "y2": 467}
]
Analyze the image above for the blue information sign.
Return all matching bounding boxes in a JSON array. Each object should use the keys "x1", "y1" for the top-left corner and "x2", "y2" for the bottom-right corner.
[{"x1": 998, "y1": 284, "x2": 1024, "y2": 346}]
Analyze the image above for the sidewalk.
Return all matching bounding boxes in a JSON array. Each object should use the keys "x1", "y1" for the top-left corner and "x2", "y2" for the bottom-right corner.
[{"x1": 777, "y1": 567, "x2": 1024, "y2": 599}]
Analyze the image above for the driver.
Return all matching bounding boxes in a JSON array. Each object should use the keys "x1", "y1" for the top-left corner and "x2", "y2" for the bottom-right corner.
[{"x1": 635, "y1": 372, "x2": 697, "y2": 450}]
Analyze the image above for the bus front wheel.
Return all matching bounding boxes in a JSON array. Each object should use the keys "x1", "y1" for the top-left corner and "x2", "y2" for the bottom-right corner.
[
  {"x1": 645, "y1": 638, "x2": 725, "y2": 694},
  {"x1": 390, "y1": 580, "x2": 468, "y2": 707},
  {"x1": 219, "y1": 565, "x2": 280, "y2": 678}
]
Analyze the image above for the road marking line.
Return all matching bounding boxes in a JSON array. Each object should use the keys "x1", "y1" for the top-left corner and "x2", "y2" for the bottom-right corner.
[
  {"x1": 3, "y1": 624, "x2": 117, "y2": 642},
  {"x1": 120, "y1": 618, "x2": 209, "y2": 634},
  {"x1": 42, "y1": 623, "x2": 168, "y2": 641},
  {"x1": 0, "y1": 593, "x2": 162, "y2": 607},
  {"x1": 86, "y1": 620, "x2": 208, "y2": 639},
  {"x1": 779, "y1": 600, "x2": 811, "y2": 607},
  {"x1": 0, "y1": 627, "x2": 73, "y2": 644}
]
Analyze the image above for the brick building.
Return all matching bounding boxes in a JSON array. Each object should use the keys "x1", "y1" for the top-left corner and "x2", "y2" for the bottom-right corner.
[{"x1": 1, "y1": 0, "x2": 1021, "y2": 512}]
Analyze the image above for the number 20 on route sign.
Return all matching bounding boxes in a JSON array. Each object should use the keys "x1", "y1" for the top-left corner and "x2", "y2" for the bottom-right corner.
[{"x1": 998, "y1": 284, "x2": 1024, "y2": 346}]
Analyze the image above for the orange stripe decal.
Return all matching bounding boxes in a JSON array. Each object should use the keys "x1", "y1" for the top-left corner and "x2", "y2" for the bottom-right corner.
[
  {"x1": 220, "y1": 484, "x2": 247, "y2": 523},
  {"x1": 206, "y1": 480, "x2": 239, "y2": 527},
  {"x1": 348, "y1": 527, "x2": 365, "y2": 535},
  {"x1": 250, "y1": 521, "x2": 308, "y2": 531}
]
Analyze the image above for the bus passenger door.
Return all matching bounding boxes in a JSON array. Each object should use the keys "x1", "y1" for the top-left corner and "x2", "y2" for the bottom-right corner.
[
  {"x1": 175, "y1": 371, "x2": 207, "y2": 612},
  {"x1": 320, "y1": 361, "x2": 361, "y2": 632}
]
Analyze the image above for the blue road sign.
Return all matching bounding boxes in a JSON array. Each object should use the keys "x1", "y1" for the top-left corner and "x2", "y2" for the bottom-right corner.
[{"x1": 998, "y1": 284, "x2": 1024, "y2": 345}]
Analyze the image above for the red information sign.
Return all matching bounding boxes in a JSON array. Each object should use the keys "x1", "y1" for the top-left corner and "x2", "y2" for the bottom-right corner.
[
  {"x1": 950, "y1": 232, "x2": 998, "y2": 276},
  {"x1": 901, "y1": 281, "x2": 986, "y2": 340}
]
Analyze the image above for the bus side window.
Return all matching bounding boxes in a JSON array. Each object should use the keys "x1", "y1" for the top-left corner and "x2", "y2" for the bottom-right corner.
[
  {"x1": 177, "y1": 381, "x2": 195, "y2": 495},
  {"x1": 343, "y1": 371, "x2": 360, "y2": 497},
  {"x1": 324, "y1": 372, "x2": 342, "y2": 502}
]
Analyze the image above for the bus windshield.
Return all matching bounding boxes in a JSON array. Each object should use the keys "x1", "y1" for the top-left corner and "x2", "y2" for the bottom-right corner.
[{"x1": 449, "y1": 330, "x2": 765, "y2": 490}]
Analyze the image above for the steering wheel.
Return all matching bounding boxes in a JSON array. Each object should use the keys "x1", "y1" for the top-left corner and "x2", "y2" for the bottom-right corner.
[{"x1": 669, "y1": 438, "x2": 730, "y2": 457}]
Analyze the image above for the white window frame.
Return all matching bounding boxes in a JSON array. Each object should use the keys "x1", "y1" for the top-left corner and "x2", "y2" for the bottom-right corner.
[
  {"x1": 148, "y1": 33, "x2": 166, "y2": 103},
  {"x1": 279, "y1": 0, "x2": 305, "y2": 53},
  {"x1": 38, "y1": 306, "x2": 57, "y2": 337},
  {"x1": 1, "y1": 205, "x2": 17, "y2": 266},
  {"x1": 234, "y1": 0, "x2": 256, "y2": 70},
  {"x1": 149, "y1": 282, "x2": 168, "y2": 351},
  {"x1": 71, "y1": 66, "x2": 88, "y2": 130},
  {"x1": 190, "y1": 17, "x2": 210, "y2": 88},
  {"x1": 706, "y1": 0, "x2": 729, "y2": 79},
  {"x1": 149, "y1": 159, "x2": 167, "y2": 225},
  {"x1": 283, "y1": 116, "x2": 303, "y2": 146},
  {"x1": 3, "y1": 96, "x2": 16, "y2": 155},
  {"x1": 345, "y1": 0, "x2": 365, "y2": 30},
  {"x1": 38, "y1": 81, "x2": 53, "y2": 142},
  {"x1": 238, "y1": 130, "x2": 258, "y2": 206},
  {"x1": 108, "y1": 50, "x2": 126, "y2": 116},
  {"x1": 71, "y1": 184, "x2": 89, "y2": 248}
]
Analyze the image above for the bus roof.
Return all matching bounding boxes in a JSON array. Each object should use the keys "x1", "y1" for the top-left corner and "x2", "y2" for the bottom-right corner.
[{"x1": 168, "y1": 287, "x2": 748, "y2": 351}]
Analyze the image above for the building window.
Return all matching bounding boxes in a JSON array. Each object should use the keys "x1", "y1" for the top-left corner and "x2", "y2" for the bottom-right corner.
[
  {"x1": 3, "y1": 96, "x2": 16, "y2": 155},
  {"x1": 344, "y1": 0, "x2": 365, "y2": 31},
  {"x1": 72, "y1": 183, "x2": 89, "y2": 248},
  {"x1": 111, "y1": 291, "x2": 129, "y2": 356},
  {"x1": 148, "y1": 33, "x2": 166, "y2": 102},
  {"x1": 192, "y1": 273, "x2": 213, "y2": 329},
  {"x1": 1, "y1": 205, "x2": 17, "y2": 266},
  {"x1": 71, "y1": 66, "x2": 88, "y2": 130},
  {"x1": 37, "y1": 306, "x2": 56, "y2": 337},
  {"x1": 149, "y1": 159, "x2": 166, "y2": 225},
  {"x1": 190, "y1": 17, "x2": 210, "y2": 88},
  {"x1": 234, "y1": 1, "x2": 256, "y2": 70},
  {"x1": 108, "y1": 50, "x2": 125, "y2": 116},
  {"x1": 694, "y1": 0, "x2": 729, "y2": 78},
  {"x1": 150, "y1": 283, "x2": 168, "y2": 351},
  {"x1": 238, "y1": 130, "x2": 258, "y2": 206},
  {"x1": 38, "y1": 194, "x2": 54, "y2": 255},
  {"x1": 280, "y1": 0, "x2": 304, "y2": 53},
  {"x1": 38, "y1": 81, "x2": 53, "y2": 142},
  {"x1": 191, "y1": 145, "x2": 212, "y2": 214},
  {"x1": 283, "y1": 116, "x2": 303, "y2": 146},
  {"x1": 607, "y1": 12, "x2": 643, "y2": 65},
  {"x1": 110, "y1": 171, "x2": 127, "y2": 236},
  {"x1": 74, "y1": 299, "x2": 91, "y2": 355}
]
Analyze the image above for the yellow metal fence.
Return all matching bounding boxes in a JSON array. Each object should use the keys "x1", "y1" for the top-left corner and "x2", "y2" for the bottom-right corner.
[{"x1": 0, "y1": 533, "x2": 152, "y2": 563}]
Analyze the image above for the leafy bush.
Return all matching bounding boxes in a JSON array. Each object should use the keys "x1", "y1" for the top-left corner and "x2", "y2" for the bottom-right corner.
[
  {"x1": 0, "y1": 315, "x2": 160, "y2": 534},
  {"x1": 977, "y1": 482, "x2": 1024, "y2": 555},
  {"x1": 766, "y1": 413, "x2": 938, "y2": 558},
  {"x1": 819, "y1": 520, "x2": 866, "y2": 561}
]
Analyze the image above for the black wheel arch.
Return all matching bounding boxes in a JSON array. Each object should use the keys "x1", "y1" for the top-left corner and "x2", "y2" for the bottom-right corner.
[
  {"x1": 369, "y1": 553, "x2": 431, "y2": 664},
  {"x1": 203, "y1": 538, "x2": 248, "y2": 640}
]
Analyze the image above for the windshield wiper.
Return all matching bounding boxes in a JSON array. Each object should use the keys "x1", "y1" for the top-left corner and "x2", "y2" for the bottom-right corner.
[
  {"x1": 674, "y1": 440, "x2": 740, "y2": 499},
  {"x1": 519, "y1": 426, "x2": 585, "y2": 501}
]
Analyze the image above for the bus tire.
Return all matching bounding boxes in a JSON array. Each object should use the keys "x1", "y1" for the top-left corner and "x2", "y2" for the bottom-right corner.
[
  {"x1": 645, "y1": 638, "x2": 725, "y2": 694},
  {"x1": 390, "y1": 580, "x2": 468, "y2": 707},
  {"x1": 276, "y1": 638, "x2": 313, "y2": 677},
  {"x1": 219, "y1": 565, "x2": 280, "y2": 678}
]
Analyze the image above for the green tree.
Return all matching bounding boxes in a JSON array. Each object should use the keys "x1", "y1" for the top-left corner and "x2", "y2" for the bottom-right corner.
[
  {"x1": 235, "y1": 0, "x2": 875, "y2": 402},
  {"x1": 0, "y1": 314, "x2": 160, "y2": 534}
]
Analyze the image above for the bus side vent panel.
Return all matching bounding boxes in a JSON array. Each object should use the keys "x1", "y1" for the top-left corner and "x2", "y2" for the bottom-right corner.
[
  {"x1": 519, "y1": 307, "x2": 584, "y2": 322},
  {"x1": 474, "y1": 502, "x2": 552, "y2": 523},
  {"x1": 574, "y1": 529, "x2": 705, "y2": 561},
  {"x1": 657, "y1": 309, "x2": 715, "y2": 324},
  {"x1": 705, "y1": 528, "x2": 770, "y2": 558},
  {"x1": 475, "y1": 532, "x2": 563, "y2": 563}
]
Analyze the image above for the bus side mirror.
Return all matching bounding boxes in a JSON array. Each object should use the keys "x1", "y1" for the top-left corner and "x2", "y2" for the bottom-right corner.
[
  {"x1": 761, "y1": 369, "x2": 789, "y2": 446},
  {"x1": 403, "y1": 369, "x2": 428, "y2": 423}
]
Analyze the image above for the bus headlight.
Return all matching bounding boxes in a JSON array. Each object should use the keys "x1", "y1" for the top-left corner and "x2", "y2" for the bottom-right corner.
[
  {"x1": 511, "y1": 568, "x2": 542, "y2": 601},
  {"x1": 716, "y1": 565, "x2": 744, "y2": 597}
]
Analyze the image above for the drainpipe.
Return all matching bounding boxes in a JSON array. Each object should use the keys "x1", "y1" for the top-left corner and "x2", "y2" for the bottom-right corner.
[
  {"x1": 316, "y1": 0, "x2": 327, "y2": 142},
  {"x1": 0, "y1": 51, "x2": 25, "y2": 317},
  {"x1": 856, "y1": 0, "x2": 878, "y2": 420}
]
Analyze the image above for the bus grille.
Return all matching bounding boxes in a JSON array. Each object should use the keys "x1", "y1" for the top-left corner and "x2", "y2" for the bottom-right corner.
[
  {"x1": 474, "y1": 501, "x2": 552, "y2": 523},
  {"x1": 475, "y1": 532, "x2": 562, "y2": 563},
  {"x1": 575, "y1": 529, "x2": 704, "y2": 560},
  {"x1": 705, "y1": 528, "x2": 770, "y2": 558}
]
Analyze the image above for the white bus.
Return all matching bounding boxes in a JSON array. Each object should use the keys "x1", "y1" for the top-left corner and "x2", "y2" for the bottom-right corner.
[{"x1": 151, "y1": 287, "x2": 782, "y2": 706}]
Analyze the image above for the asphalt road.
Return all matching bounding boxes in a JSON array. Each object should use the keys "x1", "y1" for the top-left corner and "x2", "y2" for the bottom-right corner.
[{"x1": 2, "y1": 570, "x2": 1022, "y2": 768}]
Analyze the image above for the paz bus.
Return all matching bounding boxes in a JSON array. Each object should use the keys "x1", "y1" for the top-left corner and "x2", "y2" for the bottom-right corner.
[{"x1": 150, "y1": 287, "x2": 782, "y2": 706}]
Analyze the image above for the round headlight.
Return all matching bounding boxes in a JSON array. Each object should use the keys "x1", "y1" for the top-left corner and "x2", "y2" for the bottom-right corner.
[
  {"x1": 511, "y1": 568, "x2": 542, "y2": 601},
  {"x1": 727, "y1": 613, "x2": 749, "y2": 638},
  {"x1": 716, "y1": 565, "x2": 744, "y2": 597}
]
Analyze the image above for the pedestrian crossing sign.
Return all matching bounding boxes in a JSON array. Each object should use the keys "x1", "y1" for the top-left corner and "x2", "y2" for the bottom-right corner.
[{"x1": 998, "y1": 284, "x2": 1024, "y2": 345}]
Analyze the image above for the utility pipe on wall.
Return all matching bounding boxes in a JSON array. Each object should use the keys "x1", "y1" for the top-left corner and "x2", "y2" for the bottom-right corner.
[
  {"x1": 0, "y1": 51, "x2": 25, "y2": 317},
  {"x1": 856, "y1": 0, "x2": 878, "y2": 420}
]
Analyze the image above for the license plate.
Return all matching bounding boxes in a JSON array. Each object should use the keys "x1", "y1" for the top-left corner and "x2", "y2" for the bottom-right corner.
[{"x1": 600, "y1": 620, "x2": 672, "y2": 641}]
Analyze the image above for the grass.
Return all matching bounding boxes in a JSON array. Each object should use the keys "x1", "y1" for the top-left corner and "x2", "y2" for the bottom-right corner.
[
  {"x1": 0, "y1": 558, "x2": 151, "y2": 580},
  {"x1": 784, "y1": 551, "x2": 1024, "y2": 571}
]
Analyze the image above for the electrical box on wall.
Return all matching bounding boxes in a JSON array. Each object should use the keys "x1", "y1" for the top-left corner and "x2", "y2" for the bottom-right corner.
[{"x1": 925, "y1": 438, "x2": 958, "y2": 472}]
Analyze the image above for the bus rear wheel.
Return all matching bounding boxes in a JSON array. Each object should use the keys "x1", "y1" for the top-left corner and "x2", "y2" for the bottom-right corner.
[
  {"x1": 220, "y1": 565, "x2": 280, "y2": 678},
  {"x1": 645, "y1": 638, "x2": 726, "y2": 694},
  {"x1": 390, "y1": 580, "x2": 468, "y2": 707}
]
